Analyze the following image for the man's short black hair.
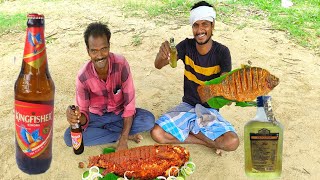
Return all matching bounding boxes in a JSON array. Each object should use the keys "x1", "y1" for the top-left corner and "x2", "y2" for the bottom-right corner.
[
  {"x1": 191, "y1": 1, "x2": 213, "y2": 10},
  {"x1": 84, "y1": 22, "x2": 111, "y2": 49}
]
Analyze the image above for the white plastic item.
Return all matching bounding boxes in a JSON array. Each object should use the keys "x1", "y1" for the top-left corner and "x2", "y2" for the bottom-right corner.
[{"x1": 281, "y1": 0, "x2": 293, "y2": 8}]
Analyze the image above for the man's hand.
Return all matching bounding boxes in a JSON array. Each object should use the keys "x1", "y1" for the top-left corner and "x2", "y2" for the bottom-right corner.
[
  {"x1": 220, "y1": 72, "x2": 233, "y2": 106},
  {"x1": 116, "y1": 136, "x2": 128, "y2": 151},
  {"x1": 116, "y1": 116, "x2": 133, "y2": 151},
  {"x1": 66, "y1": 105, "x2": 81, "y2": 126},
  {"x1": 154, "y1": 40, "x2": 171, "y2": 69}
]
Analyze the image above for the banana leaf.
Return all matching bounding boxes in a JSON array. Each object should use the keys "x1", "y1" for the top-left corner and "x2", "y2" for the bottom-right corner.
[
  {"x1": 99, "y1": 173, "x2": 119, "y2": 180},
  {"x1": 204, "y1": 68, "x2": 256, "y2": 109},
  {"x1": 103, "y1": 147, "x2": 116, "y2": 154}
]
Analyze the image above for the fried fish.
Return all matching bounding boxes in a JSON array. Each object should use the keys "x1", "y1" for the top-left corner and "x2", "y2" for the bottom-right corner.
[
  {"x1": 88, "y1": 145, "x2": 190, "y2": 180},
  {"x1": 197, "y1": 67, "x2": 279, "y2": 102}
]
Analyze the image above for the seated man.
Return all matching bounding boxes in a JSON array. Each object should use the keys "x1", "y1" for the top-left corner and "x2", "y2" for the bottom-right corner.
[
  {"x1": 151, "y1": 1, "x2": 239, "y2": 153},
  {"x1": 64, "y1": 22, "x2": 155, "y2": 151}
]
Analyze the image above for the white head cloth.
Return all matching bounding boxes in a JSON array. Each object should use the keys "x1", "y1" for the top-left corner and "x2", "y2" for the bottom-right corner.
[{"x1": 189, "y1": 6, "x2": 216, "y2": 26}]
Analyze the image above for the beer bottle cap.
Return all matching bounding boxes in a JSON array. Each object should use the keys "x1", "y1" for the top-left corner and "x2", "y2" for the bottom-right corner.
[{"x1": 27, "y1": 13, "x2": 44, "y2": 19}]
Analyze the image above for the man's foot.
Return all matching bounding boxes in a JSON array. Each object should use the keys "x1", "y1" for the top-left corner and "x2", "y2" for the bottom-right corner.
[
  {"x1": 215, "y1": 149, "x2": 222, "y2": 156},
  {"x1": 128, "y1": 134, "x2": 143, "y2": 143}
]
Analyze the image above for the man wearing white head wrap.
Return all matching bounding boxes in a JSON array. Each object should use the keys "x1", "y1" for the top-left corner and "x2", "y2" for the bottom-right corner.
[
  {"x1": 152, "y1": 1, "x2": 239, "y2": 154},
  {"x1": 190, "y1": 4, "x2": 216, "y2": 46},
  {"x1": 189, "y1": 6, "x2": 216, "y2": 26}
]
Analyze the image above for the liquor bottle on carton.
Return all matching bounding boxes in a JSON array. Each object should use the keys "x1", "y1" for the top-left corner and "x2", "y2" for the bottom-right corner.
[{"x1": 244, "y1": 96, "x2": 283, "y2": 178}]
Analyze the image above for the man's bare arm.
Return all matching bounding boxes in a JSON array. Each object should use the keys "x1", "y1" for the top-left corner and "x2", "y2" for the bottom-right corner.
[{"x1": 154, "y1": 41, "x2": 170, "y2": 69}]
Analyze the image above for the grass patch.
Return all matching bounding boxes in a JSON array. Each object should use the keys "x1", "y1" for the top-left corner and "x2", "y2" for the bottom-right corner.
[
  {"x1": 232, "y1": 0, "x2": 320, "y2": 50},
  {"x1": 40, "y1": 0, "x2": 62, "y2": 1},
  {"x1": 116, "y1": 0, "x2": 194, "y2": 17},
  {"x1": 110, "y1": 0, "x2": 319, "y2": 52},
  {"x1": 0, "y1": 13, "x2": 26, "y2": 35},
  {"x1": 1, "y1": 0, "x2": 317, "y2": 52}
]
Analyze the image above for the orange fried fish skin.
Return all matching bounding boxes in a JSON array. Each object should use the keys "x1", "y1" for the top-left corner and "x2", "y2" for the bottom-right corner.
[
  {"x1": 88, "y1": 145, "x2": 190, "y2": 180},
  {"x1": 197, "y1": 67, "x2": 279, "y2": 102}
]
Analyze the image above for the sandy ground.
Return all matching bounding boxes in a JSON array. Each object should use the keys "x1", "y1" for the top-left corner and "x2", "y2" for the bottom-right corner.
[{"x1": 1, "y1": 0, "x2": 320, "y2": 179}]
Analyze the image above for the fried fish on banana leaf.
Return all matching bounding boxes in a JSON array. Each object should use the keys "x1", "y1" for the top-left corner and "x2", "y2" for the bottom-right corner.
[
  {"x1": 198, "y1": 67, "x2": 279, "y2": 103},
  {"x1": 88, "y1": 145, "x2": 190, "y2": 180}
]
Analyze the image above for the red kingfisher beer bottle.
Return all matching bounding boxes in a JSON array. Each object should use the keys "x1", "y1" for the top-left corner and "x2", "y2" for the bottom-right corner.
[
  {"x1": 14, "y1": 13, "x2": 55, "y2": 174},
  {"x1": 70, "y1": 105, "x2": 84, "y2": 155}
]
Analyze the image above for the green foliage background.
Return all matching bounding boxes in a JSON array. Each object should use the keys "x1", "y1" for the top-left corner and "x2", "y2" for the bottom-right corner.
[{"x1": 0, "y1": 0, "x2": 319, "y2": 51}]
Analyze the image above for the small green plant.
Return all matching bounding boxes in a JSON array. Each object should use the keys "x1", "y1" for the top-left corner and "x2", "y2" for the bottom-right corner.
[
  {"x1": 46, "y1": 36, "x2": 57, "y2": 44},
  {"x1": 132, "y1": 34, "x2": 142, "y2": 46},
  {"x1": 0, "y1": 13, "x2": 26, "y2": 34}
]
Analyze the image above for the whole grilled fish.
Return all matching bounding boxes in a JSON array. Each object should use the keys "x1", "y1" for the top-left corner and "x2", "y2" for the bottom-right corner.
[
  {"x1": 197, "y1": 67, "x2": 279, "y2": 102},
  {"x1": 88, "y1": 145, "x2": 190, "y2": 180}
]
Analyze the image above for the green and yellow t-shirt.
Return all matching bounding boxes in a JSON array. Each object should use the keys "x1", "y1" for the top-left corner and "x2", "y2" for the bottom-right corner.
[{"x1": 177, "y1": 38, "x2": 231, "y2": 108}]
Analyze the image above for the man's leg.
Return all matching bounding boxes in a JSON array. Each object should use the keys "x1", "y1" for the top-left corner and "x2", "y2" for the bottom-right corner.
[
  {"x1": 64, "y1": 112, "x2": 123, "y2": 146},
  {"x1": 151, "y1": 125, "x2": 239, "y2": 151},
  {"x1": 76, "y1": 108, "x2": 155, "y2": 144},
  {"x1": 105, "y1": 108, "x2": 155, "y2": 143},
  {"x1": 150, "y1": 102, "x2": 239, "y2": 151},
  {"x1": 151, "y1": 125, "x2": 208, "y2": 145},
  {"x1": 102, "y1": 108, "x2": 154, "y2": 133},
  {"x1": 64, "y1": 127, "x2": 120, "y2": 146},
  {"x1": 64, "y1": 108, "x2": 155, "y2": 146},
  {"x1": 129, "y1": 108, "x2": 155, "y2": 142},
  {"x1": 129, "y1": 108, "x2": 155, "y2": 134},
  {"x1": 191, "y1": 131, "x2": 239, "y2": 151},
  {"x1": 151, "y1": 102, "x2": 209, "y2": 145}
]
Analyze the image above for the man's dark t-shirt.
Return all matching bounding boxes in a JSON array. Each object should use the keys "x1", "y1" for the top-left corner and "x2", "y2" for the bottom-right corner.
[{"x1": 176, "y1": 38, "x2": 232, "y2": 108}]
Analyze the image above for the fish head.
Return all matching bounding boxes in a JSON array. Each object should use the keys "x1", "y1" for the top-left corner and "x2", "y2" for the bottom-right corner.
[{"x1": 267, "y1": 74, "x2": 279, "y2": 89}]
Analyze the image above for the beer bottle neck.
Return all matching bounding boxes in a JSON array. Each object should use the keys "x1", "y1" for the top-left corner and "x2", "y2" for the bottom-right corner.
[{"x1": 21, "y1": 22, "x2": 49, "y2": 74}]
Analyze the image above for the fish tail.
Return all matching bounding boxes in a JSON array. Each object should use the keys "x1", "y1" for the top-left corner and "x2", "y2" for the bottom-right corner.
[{"x1": 197, "y1": 84, "x2": 219, "y2": 103}]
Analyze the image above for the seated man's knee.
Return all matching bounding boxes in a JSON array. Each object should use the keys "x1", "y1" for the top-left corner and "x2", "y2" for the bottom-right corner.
[
  {"x1": 150, "y1": 126, "x2": 163, "y2": 143},
  {"x1": 224, "y1": 134, "x2": 239, "y2": 151},
  {"x1": 151, "y1": 125, "x2": 174, "y2": 144}
]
